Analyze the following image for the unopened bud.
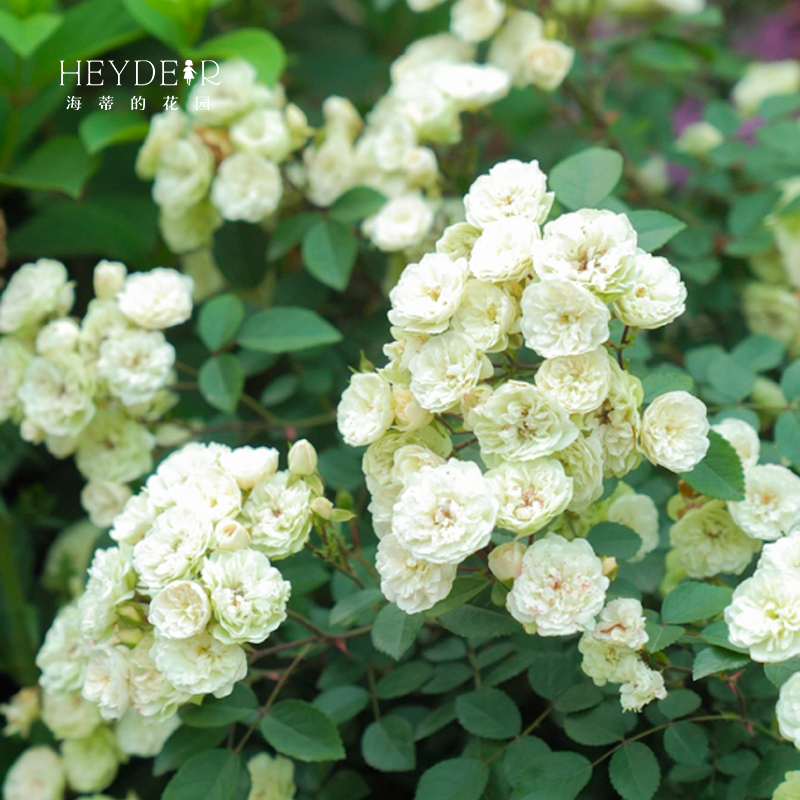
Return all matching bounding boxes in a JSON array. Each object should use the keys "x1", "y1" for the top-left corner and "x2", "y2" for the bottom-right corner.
[
  {"x1": 35, "y1": 318, "x2": 80, "y2": 355},
  {"x1": 116, "y1": 627, "x2": 144, "y2": 648},
  {"x1": 117, "y1": 603, "x2": 145, "y2": 626},
  {"x1": 213, "y1": 519, "x2": 250, "y2": 551},
  {"x1": 155, "y1": 422, "x2": 193, "y2": 448},
  {"x1": 93, "y1": 260, "x2": 127, "y2": 299},
  {"x1": 311, "y1": 497, "x2": 333, "y2": 520},
  {"x1": 288, "y1": 439, "x2": 318, "y2": 476},
  {"x1": 602, "y1": 556, "x2": 618, "y2": 577},
  {"x1": 488, "y1": 541, "x2": 525, "y2": 582}
]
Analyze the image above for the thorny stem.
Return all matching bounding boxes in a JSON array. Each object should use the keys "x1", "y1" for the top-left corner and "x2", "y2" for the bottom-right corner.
[{"x1": 248, "y1": 625, "x2": 373, "y2": 663}]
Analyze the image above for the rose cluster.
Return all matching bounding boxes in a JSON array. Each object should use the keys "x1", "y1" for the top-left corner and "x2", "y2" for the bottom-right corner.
[
  {"x1": 337, "y1": 156, "x2": 712, "y2": 710},
  {"x1": 34, "y1": 439, "x2": 325, "y2": 726},
  {"x1": 0, "y1": 259, "x2": 194, "y2": 527},
  {"x1": 136, "y1": 60, "x2": 310, "y2": 254}
]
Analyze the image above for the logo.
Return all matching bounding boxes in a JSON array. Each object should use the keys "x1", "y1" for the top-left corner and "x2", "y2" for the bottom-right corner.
[{"x1": 59, "y1": 58, "x2": 221, "y2": 87}]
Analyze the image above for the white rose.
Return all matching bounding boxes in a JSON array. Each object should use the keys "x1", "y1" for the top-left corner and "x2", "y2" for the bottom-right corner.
[
  {"x1": 61, "y1": 727, "x2": 120, "y2": 793},
  {"x1": 432, "y1": 63, "x2": 510, "y2": 110},
  {"x1": 159, "y1": 200, "x2": 223, "y2": 254},
  {"x1": 211, "y1": 152, "x2": 283, "y2": 223},
  {"x1": 41, "y1": 691, "x2": 101, "y2": 740},
  {"x1": 519, "y1": 38, "x2": 575, "y2": 91},
  {"x1": 391, "y1": 384, "x2": 433, "y2": 432},
  {"x1": 506, "y1": 534, "x2": 608, "y2": 636},
  {"x1": 450, "y1": 278, "x2": 518, "y2": 352},
  {"x1": 390, "y1": 33, "x2": 475, "y2": 82},
  {"x1": 202, "y1": 550, "x2": 290, "y2": 644},
  {"x1": 473, "y1": 380, "x2": 578, "y2": 462},
  {"x1": 35, "y1": 318, "x2": 80, "y2": 356},
  {"x1": 247, "y1": 752, "x2": 296, "y2": 800},
  {"x1": 534, "y1": 210, "x2": 638, "y2": 301},
  {"x1": 75, "y1": 410, "x2": 155, "y2": 484},
  {"x1": 390, "y1": 76, "x2": 461, "y2": 144},
  {"x1": 536, "y1": 349, "x2": 612, "y2": 415},
  {"x1": 732, "y1": 60, "x2": 800, "y2": 116},
  {"x1": 0, "y1": 336, "x2": 32, "y2": 423},
  {"x1": 363, "y1": 193, "x2": 435, "y2": 253},
  {"x1": 151, "y1": 631, "x2": 247, "y2": 698},
  {"x1": 241, "y1": 471, "x2": 313, "y2": 559},
  {"x1": 777, "y1": 672, "x2": 800, "y2": 749},
  {"x1": 302, "y1": 132, "x2": 358, "y2": 207},
  {"x1": 149, "y1": 580, "x2": 212, "y2": 639},
  {"x1": 337, "y1": 372, "x2": 395, "y2": 447},
  {"x1": 128, "y1": 634, "x2": 191, "y2": 721},
  {"x1": 135, "y1": 109, "x2": 189, "y2": 180},
  {"x1": 488, "y1": 10, "x2": 543, "y2": 88},
  {"x1": 18, "y1": 353, "x2": 95, "y2": 438},
  {"x1": 181, "y1": 466, "x2": 243, "y2": 523},
  {"x1": 78, "y1": 298, "x2": 134, "y2": 360},
  {"x1": 464, "y1": 159, "x2": 553, "y2": 228},
  {"x1": 78, "y1": 546, "x2": 137, "y2": 640},
  {"x1": 212, "y1": 519, "x2": 251, "y2": 551},
  {"x1": 579, "y1": 632, "x2": 640, "y2": 686},
  {"x1": 376, "y1": 534, "x2": 456, "y2": 613},
  {"x1": 409, "y1": 331, "x2": 491, "y2": 412},
  {"x1": 487, "y1": 458, "x2": 573, "y2": 535},
  {"x1": 2, "y1": 747, "x2": 65, "y2": 800},
  {"x1": 607, "y1": 492, "x2": 659, "y2": 562},
  {"x1": 117, "y1": 267, "x2": 194, "y2": 330},
  {"x1": 219, "y1": 446, "x2": 279, "y2": 489},
  {"x1": 145, "y1": 442, "x2": 232, "y2": 506},
  {"x1": 554, "y1": 434, "x2": 605, "y2": 512},
  {"x1": 110, "y1": 491, "x2": 156, "y2": 546},
  {"x1": 152, "y1": 134, "x2": 214, "y2": 211},
  {"x1": 391, "y1": 459, "x2": 498, "y2": 563},
  {"x1": 728, "y1": 464, "x2": 800, "y2": 542},
  {"x1": 0, "y1": 687, "x2": 40, "y2": 738},
  {"x1": 0, "y1": 258, "x2": 74, "y2": 334},
  {"x1": 230, "y1": 107, "x2": 292, "y2": 161},
  {"x1": 613, "y1": 252, "x2": 687, "y2": 329},
  {"x1": 362, "y1": 426, "x2": 453, "y2": 488},
  {"x1": 712, "y1": 418, "x2": 760, "y2": 470},
  {"x1": 675, "y1": 121, "x2": 724, "y2": 156},
  {"x1": 388, "y1": 253, "x2": 469, "y2": 334},
  {"x1": 619, "y1": 662, "x2": 667, "y2": 712},
  {"x1": 593, "y1": 598, "x2": 648, "y2": 650},
  {"x1": 82, "y1": 644, "x2": 131, "y2": 720},
  {"x1": 436, "y1": 222, "x2": 482, "y2": 262},
  {"x1": 469, "y1": 216, "x2": 539, "y2": 282},
  {"x1": 640, "y1": 391, "x2": 710, "y2": 472},
  {"x1": 450, "y1": 0, "x2": 504, "y2": 42},
  {"x1": 760, "y1": 536, "x2": 800, "y2": 572},
  {"x1": 725, "y1": 567, "x2": 800, "y2": 662},
  {"x1": 670, "y1": 499, "x2": 760, "y2": 578},
  {"x1": 520, "y1": 279, "x2": 611, "y2": 358},
  {"x1": 36, "y1": 604, "x2": 90, "y2": 695},
  {"x1": 115, "y1": 709, "x2": 180, "y2": 758},
  {"x1": 488, "y1": 541, "x2": 526, "y2": 581},
  {"x1": 188, "y1": 60, "x2": 272, "y2": 126}
]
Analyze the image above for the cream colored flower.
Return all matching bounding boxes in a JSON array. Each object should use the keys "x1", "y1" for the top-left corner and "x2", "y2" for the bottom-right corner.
[
  {"x1": 337, "y1": 372, "x2": 395, "y2": 447},
  {"x1": 607, "y1": 491, "x2": 660, "y2": 562},
  {"x1": 619, "y1": 662, "x2": 667, "y2": 712},
  {"x1": 152, "y1": 134, "x2": 214, "y2": 211},
  {"x1": 469, "y1": 216, "x2": 539, "y2": 282},
  {"x1": 0, "y1": 258, "x2": 74, "y2": 334},
  {"x1": 363, "y1": 193, "x2": 435, "y2": 253},
  {"x1": 728, "y1": 464, "x2": 800, "y2": 541},
  {"x1": 82, "y1": 644, "x2": 130, "y2": 721},
  {"x1": 640, "y1": 391, "x2": 709, "y2": 472},
  {"x1": 78, "y1": 546, "x2": 137, "y2": 640},
  {"x1": 436, "y1": 222, "x2": 481, "y2": 262},
  {"x1": 80, "y1": 481, "x2": 132, "y2": 529},
  {"x1": 2, "y1": 746, "x2": 65, "y2": 800},
  {"x1": 712, "y1": 418, "x2": 760, "y2": 470},
  {"x1": 247, "y1": 752, "x2": 296, "y2": 800},
  {"x1": 230, "y1": 107, "x2": 292, "y2": 161},
  {"x1": 732, "y1": 60, "x2": 800, "y2": 116},
  {"x1": 675, "y1": 121, "x2": 724, "y2": 156},
  {"x1": 149, "y1": 580, "x2": 212, "y2": 639},
  {"x1": 450, "y1": 0, "x2": 505, "y2": 42},
  {"x1": 593, "y1": 598, "x2": 648, "y2": 650},
  {"x1": 1, "y1": 687, "x2": 40, "y2": 738},
  {"x1": 135, "y1": 109, "x2": 188, "y2": 180},
  {"x1": 212, "y1": 153, "x2": 283, "y2": 223},
  {"x1": 450, "y1": 278, "x2": 518, "y2": 352},
  {"x1": 117, "y1": 268, "x2": 194, "y2": 330},
  {"x1": 115, "y1": 709, "x2": 180, "y2": 758},
  {"x1": 220, "y1": 446, "x2": 279, "y2": 489},
  {"x1": 554, "y1": 434, "x2": 605, "y2": 513},
  {"x1": 535, "y1": 349, "x2": 612, "y2": 414},
  {"x1": 0, "y1": 336, "x2": 32, "y2": 423},
  {"x1": 61, "y1": 727, "x2": 120, "y2": 794},
  {"x1": 37, "y1": 604, "x2": 90, "y2": 695},
  {"x1": 613, "y1": 252, "x2": 687, "y2": 329},
  {"x1": 41, "y1": 691, "x2": 101, "y2": 740}
]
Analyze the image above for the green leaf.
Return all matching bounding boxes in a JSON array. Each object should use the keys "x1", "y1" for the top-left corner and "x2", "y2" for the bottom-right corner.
[
  {"x1": 707, "y1": 354, "x2": 756, "y2": 401},
  {"x1": 633, "y1": 40, "x2": 699, "y2": 72},
  {"x1": 260, "y1": 700, "x2": 345, "y2": 762},
  {"x1": 195, "y1": 28, "x2": 286, "y2": 85},
  {"x1": 642, "y1": 369, "x2": 694, "y2": 405},
  {"x1": 372, "y1": 603, "x2": 424, "y2": 661},
  {"x1": 213, "y1": 222, "x2": 269, "y2": 289},
  {"x1": 302, "y1": 218, "x2": 358, "y2": 291},
  {"x1": 512, "y1": 752, "x2": 592, "y2": 800},
  {"x1": 361, "y1": 715, "x2": 416, "y2": 772},
  {"x1": 644, "y1": 619, "x2": 684, "y2": 653},
  {"x1": 198, "y1": 294, "x2": 246, "y2": 352},
  {"x1": 504, "y1": 737, "x2": 551, "y2": 786},
  {"x1": 0, "y1": 136, "x2": 94, "y2": 198},
  {"x1": 425, "y1": 577, "x2": 487, "y2": 618},
  {"x1": 692, "y1": 646, "x2": 749, "y2": 680},
  {"x1": 313, "y1": 686, "x2": 370, "y2": 725},
  {"x1": 320, "y1": 770, "x2": 370, "y2": 800},
  {"x1": 0, "y1": 10, "x2": 61, "y2": 57},
  {"x1": 587, "y1": 522, "x2": 641, "y2": 560},
  {"x1": 550, "y1": 147, "x2": 624, "y2": 210},
  {"x1": 78, "y1": 110, "x2": 148, "y2": 155},
  {"x1": 198, "y1": 354, "x2": 245, "y2": 413},
  {"x1": 747, "y1": 747, "x2": 800, "y2": 798},
  {"x1": 781, "y1": 361, "x2": 800, "y2": 401},
  {"x1": 563, "y1": 699, "x2": 626, "y2": 746},
  {"x1": 154, "y1": 726, "x2": 228, "y2": 776},
  {"x1": 661, "y1": 581, "x2": 732, "y2": 624},
  {"x1": 438, "y1": 604, "x2": 519, "y2": 639},
  {"x1": 329, "y1": 186, "x2": 386, "y2": 223},
  {"x1": 415, "y1": 701, "x2": 457, "y2": 741},
  {"x1": 776, "y1": 410, "x2": 800, "y2": 466},
  {"x1": 121, "y1": 0, "x2": 201, "y2": 50},
  {"x1": 329, "y1": 588, "x2": 382, "y2": 628},
  {"x1": 698, "y1": 620, "x2": 746, "y2": 653},
  {"x1": 627, "y1": 210, "x2": 686, "y2": 252},
  {"x1": 422, "y1": 663, "x2": 473, "y2": 694},
  {"x1": 527, "y1": 639, "x2": 582, "y2": 700},
  {"x1": 267, "y1": 212, "x2": 319, "y2": 261},
  {"x1": 663, "y1": 722, "x2": 710, "y2": 766},
  {"x1": 376, "y1": 661, "x2": 433, "y2": 699},
  {"x1": 238, "y1": 307, "x2": 342, "y2": 353},
  {"x1": 414, "y1": 758, "x2": 489, "y2": 800},
  {"x1": 764, "y1": 658, "x2": 800, "y2": 689},
  {"x1": 731, "y1": 335, "x2": 785, "y2": 373},
  {"x1": 181, "y1": 683, "x2": 259, "y2": 728},
  {"x1": 455, "y1": 688, "x2": 522, "y2": 740},
  {"x1": 678, "y1": 430, "x2": 745, "y2": 501},
  {"x1": 656, "y1": 690, "x2": 701, "y2": 720},
  {"x1": 552, "y1": 681, "x2": 604, "y2": 714},
  {"x1": 162, "y1": 750, "x2": 250, "y2": 800},
  {"x1": 609, "y1": 743, "x2": 661, "y2": 800}
]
